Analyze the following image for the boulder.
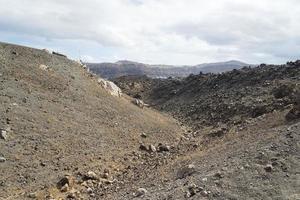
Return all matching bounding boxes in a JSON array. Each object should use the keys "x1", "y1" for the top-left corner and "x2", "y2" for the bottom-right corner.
[{"x1": 97, "y1": 78, "x2": 122, "y2": 97}]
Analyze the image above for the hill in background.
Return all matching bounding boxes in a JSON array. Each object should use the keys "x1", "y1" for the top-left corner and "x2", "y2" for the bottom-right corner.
[{"x1": 87, "y1": 60, "x2": 252, "y2": 79}]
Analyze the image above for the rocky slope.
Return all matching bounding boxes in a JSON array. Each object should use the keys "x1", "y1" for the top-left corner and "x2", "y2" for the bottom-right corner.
[
  {"x1": 114, "y1": 63, "x2": 300, "y2": 128},
  {"x1": 0, "y1": 42, "x2": 184, "y2": 199},
  {"x1": 0, "y1": 42, "x2": 299, "y2": 200},
  {"x1": 110, "y1": 62, "x2": 300, "y2": 199},
  {"x1": 87, "y1": 60, "x2": 251, "y2": 79}
]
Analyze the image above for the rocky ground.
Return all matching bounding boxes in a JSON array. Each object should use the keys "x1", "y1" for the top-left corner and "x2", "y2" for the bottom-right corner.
[
  {"x1": 0, "y1": 42, "x2": 299, "y2": 199},
  {"x1": 0, "y1": 42, "x2": 183, "y2": 199},
  {"x1": 111, "y1": 62, "x2": 300, "y2": 199},
  {"x1": 113, "y1": 63, "x2": 300, "y2": 128}
]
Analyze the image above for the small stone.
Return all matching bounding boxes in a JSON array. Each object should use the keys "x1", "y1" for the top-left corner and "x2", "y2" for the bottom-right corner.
[
  {"x1": 28, "y1": 192, "x2": 37, "y2": 198},
  {"x1": 214, "y1": 171, "x2": 224, "y2": 178},
  {"x1": 185, "y1": 191, "x2": 192, "y2": 198},
  {"x1": 0, "y1": 157, "x2": 6, "y2": 162},
  {"x1": 149, "y1": 144, "x2": 156, "y2": 152},
  {"x1": 102, "y1": 172, "x2": 109, "y2": 179},
  {"x1": 264, "y1": 164, "x2": 274, "y2": 172},
  {"x1": 186, "y1": 183, "x2": 201, "y2": 198},
  {"x1": 39, "y1": 64, "x2": 49, "y2": 70},
  {"x1": 135, "y1": 188, "x2": 147, "y2": 197},
  {"x1": 0, "y1": 129, "x2": 8, "y2": 140},
  {"x1": 202, "y1": 177, "x2": 208, "y2": 182},
  {"x1": 103, "y1": 168, "x2": 110, "y2": 174},
  {"x1": 60, "y1": 184, "x2": 69, "y2": 192},
  {"x1": 141, "y1": 133, "x2": 147, "y2": 138},
  {"x1": 139, "y1": 144, "x2": 148, "y2": 151},
  {"x1": 90, "y1": 193, "x2": 95, "y2": 197},
  {"x1": 200, "y1": 190, "x2": 208, "y2": 197},
  {"x1": 57, "y1": 175, "x2": 74, "y2": 191},
  {"x1": 84, "y1": 171, "x2": 98, "y2": 180},
  {"x1": 67, "y1": 192, "x2": 76, "y2": 199},
  {"x1": 157, "y1": 144, "x2": 170, "y2": 152},
  {"x1": 86, "y1": 187, "x2": 93, "y2": 193}
]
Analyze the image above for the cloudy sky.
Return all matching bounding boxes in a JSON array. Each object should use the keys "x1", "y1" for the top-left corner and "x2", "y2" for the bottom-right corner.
[{"x1": 0, "y1": 0, "x2": 299, "y2": 65}]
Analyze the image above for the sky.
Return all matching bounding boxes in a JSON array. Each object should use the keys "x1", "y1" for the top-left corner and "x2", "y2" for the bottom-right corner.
[{"x1": 0, "y1": 0, "x2": 299, "y2": 65}]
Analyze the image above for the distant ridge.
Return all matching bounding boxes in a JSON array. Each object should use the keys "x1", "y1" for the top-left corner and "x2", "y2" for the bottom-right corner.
[{"x1": 87, "y1": 60, "x2": 254, "y2": 79}]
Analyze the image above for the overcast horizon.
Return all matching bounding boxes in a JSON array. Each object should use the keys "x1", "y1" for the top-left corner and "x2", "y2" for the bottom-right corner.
[{"x1": 0, "y1": 0, "x2": 299, "y2": 65}]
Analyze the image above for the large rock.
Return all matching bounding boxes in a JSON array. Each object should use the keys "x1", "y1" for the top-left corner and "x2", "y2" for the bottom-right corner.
[{"x1": 97, "y1": 78, "x2": 122, "y2": 97}]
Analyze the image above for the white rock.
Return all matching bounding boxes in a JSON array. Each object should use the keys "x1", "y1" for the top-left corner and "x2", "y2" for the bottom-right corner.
[
  {"x1": 0, "y1": 157, "x2": 6, "y2": 162},
  {"x1": 97, "y1": 78, "x2": 122, "y2": 97},
  {"x1": 39, "y1": 64, "x2": 49, "y2": 71},
  {"x1": 86, "y1": 171, "x2": 98, "y2": 180},
  {"x1": 28, "y1": 192, "x2": 37, "y2": 198},
  {"x1": 0, "y1": 129, "x2": 8, "y2": 140},
  {"x1": 149, "y1": 144, "x2": 157, "y2": 152}
]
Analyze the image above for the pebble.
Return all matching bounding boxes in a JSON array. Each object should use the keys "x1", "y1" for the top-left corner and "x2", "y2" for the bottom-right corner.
[
  {"x1": 214, "y1": 171, "x2": 224, "y2": 178},
  {"x1": 0, "y1": 129, "x2": 8, "y2": 140},
  {"x1": 90, "y1": 193, "x2": 95, "y2": 197},
  {"x1": 28, "y1": 192, "x2": 37, "y2": 198},
  {"x1": 39, "y1": 64, "x2": 49, "y2": 70},
  {"x1": 102, "y1": 172, "x2": 109, "y2": 179},
  {"x1": 202, "y1": 177, "x2": 208, "y2": 182},
  {"x1": 86, "y1": 187, "x2": 93, "y2": 193},
  {"x1": 200, "y1": 190, "x2": 209, "y2": 196},
  {"x1": 157, "y1": 144, "x2": 170, "y2": 152},
  {"x1": 60, "y1": 184, "x2": 69, "y2": 192},
  {"x1": 141, "y1": 133, "x2": 147, "y2": 138},
  {"x1": 67, "y1": 192, "x2": 76, "y2": 199},
  {"x1": 139, "y1": 144, "x2": 148, "y2": 151},
  {"x1": 135, "y1": 188, "x2": 147, "y2": 197},
  {"x1": 0, "y1": 157, "x2": 6, "y2": 162},
  {"x1": 264, "y1": 164, "x2": 274, "y2": 172},
  {"x1": 149, "y1": 144, "x2": 156, "y2": 152},
  {"x1": 85, "y1": 171, "x2": 98, "y2": 180}
]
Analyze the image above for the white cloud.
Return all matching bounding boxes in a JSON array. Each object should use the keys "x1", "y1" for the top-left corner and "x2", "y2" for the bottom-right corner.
[{"x1": 0, "y1": 0, "x2": 299, "y2": 64}]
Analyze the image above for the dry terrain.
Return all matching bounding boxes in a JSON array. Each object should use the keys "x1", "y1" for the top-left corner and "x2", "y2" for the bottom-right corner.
[{"x1": 0, "y1": 42, "x2": 299, "y2": 200}]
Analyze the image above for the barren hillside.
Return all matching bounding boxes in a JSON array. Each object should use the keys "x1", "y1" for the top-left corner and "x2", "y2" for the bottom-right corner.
[
  {"x1": 0, "y1": 42, "x2": 299, "y2": 200},
  {"x1": 0, "y1": 42, "x2": 183, "y2": 199}
]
